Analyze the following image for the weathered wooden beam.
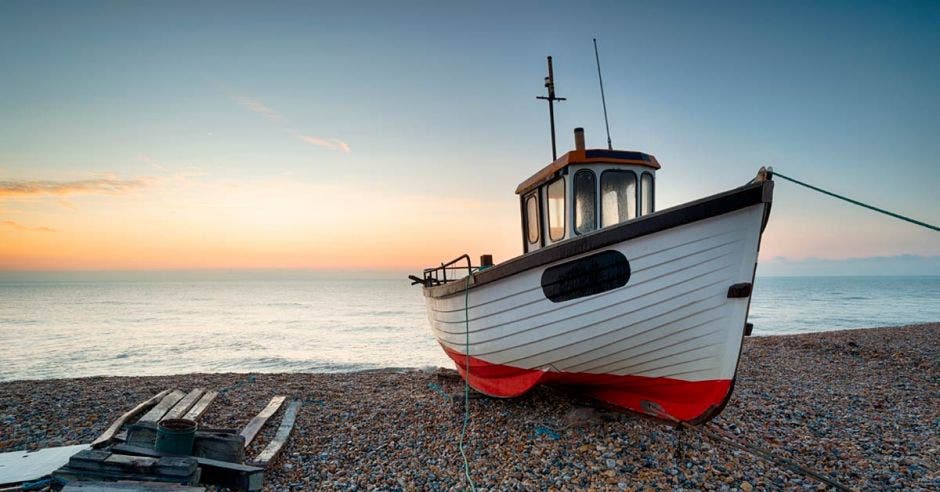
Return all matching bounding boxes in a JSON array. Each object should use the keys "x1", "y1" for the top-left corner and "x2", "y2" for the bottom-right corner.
[
  {"x1": 54, "y1": 467, "x2": 199, "y2": 486},
  {"x1": 111, "y1": 444, "x2": 263, "y2": 492},
  {"x1": 163, "y1": 389, "x2": 205, "y2": 421},
  {"x1": 192, "y1": 430, "x2": 244, "y2": 463},
  {"x1": 238, "y1": 396, "x2": 285, "y2": 446},
  {"x1": 63, "y1": 480, "x2": 205, "y2": 491},
  {"x1": 125, "y1": 422, "x2": 159, "y2": 449},
  {"x1": 138, "y1": 390, "x2": 186, "y2": 423},
  {"x1": 250, "y1": 400, "x2": 301, "y2": 468},
  {"x1": 54, "y1": 449, "x2": 199, "y2": 485},
  {"x1": 69, "y1": 450, "x2": 196, "y2": 479},
  {"x1": 181, "y1": 391, "x2": 218, "y2": 422},
  {"x1": 91, "y1": 390, "x2": 172, "y2": 449}
]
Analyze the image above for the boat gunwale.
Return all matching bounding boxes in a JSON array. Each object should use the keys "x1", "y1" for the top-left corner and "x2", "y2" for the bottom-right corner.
[{"x1": 423, "y1": 178, "x2": 773, "y2": 299}]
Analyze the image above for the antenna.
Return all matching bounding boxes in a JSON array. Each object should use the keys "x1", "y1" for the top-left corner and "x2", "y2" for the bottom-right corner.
[
  {"x1": 536, "y1": 56, "x2": 566, "y2": 160},
  {"x1": 593, "y1": 38, "x2": 613, "y2": 150}
]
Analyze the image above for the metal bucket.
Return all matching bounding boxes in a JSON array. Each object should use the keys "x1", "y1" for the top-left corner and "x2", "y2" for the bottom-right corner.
[{"x1": 155, "y1": 418, "x2": 197, "y2": 455}]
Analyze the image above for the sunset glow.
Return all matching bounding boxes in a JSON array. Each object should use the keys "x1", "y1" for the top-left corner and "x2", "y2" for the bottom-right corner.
[{"x1": 1, "y1": 1, "x2": 937, "y2": 272}]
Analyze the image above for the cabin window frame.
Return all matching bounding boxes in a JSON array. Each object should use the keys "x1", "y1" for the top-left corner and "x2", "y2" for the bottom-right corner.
[
  {"x1": 572, "y1": 169, "x2": 597, "y2": 236},
  {"x1": 545, "y1": 176, "x2": 566, "y2": 243},
  {"x1": 640, "y1": 171, "x2": 655, "y2": 216},
  {"x1": 600, "y1": 169, "x2": 638, "y2": 228},
  {"x1": 524, "y1": 192, "x2": 541, "y2": 247}
]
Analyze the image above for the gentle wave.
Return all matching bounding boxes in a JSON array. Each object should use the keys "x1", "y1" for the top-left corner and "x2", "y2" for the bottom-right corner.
[{"x1": 1, "y1": 275, "x2": 937, "y2": 381}]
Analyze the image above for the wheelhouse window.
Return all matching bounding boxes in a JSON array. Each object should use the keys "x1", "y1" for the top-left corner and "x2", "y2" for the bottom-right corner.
[
  {"x1": 546, "y1": 177, "x2": 566, "y2": 242},
  {"x1": 601, "y1": 170, "x2": 637, "y2": 227},
  {"x1": 525, "y1": 194, "x2": 539, "y2": 245},
  {"x1": 573, "y1": 169, "x2": 596, "y2": 235},
  {"x1": 641, "y1": 172, "x2": 654, "y2": 216}
]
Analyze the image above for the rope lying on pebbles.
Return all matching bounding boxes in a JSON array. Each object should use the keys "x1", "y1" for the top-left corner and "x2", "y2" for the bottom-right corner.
[
  {"x1": 698, "y1": 424, "x2": 853, "y2": 491},
  {"x1": 638, "y1": 391, "x2": 853, "y2": 490}
]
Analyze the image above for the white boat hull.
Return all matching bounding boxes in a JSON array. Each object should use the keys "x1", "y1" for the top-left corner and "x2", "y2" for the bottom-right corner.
[{"x1": 421, "y1": 180, "x2": 772, "y2": 423}]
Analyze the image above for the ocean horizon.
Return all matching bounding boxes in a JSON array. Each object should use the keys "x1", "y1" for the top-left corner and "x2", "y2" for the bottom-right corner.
[{"x1": 1, "y1": 273, "x2": 937, "y2": 382}]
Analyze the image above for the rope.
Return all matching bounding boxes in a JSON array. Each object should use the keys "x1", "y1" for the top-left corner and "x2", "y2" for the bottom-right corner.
[
  {"x1": 639, "y1": 404, "x2": 851, "y2": 490},
  {"x1": 458, "y1": 275, "x2": 476, "y2": 491},
  {"x1": 700, "y1": 424, "x2": 853, "y2": 491},
  {"x1": 772, "y1": 170, "x2": 939, "y2": 232}
]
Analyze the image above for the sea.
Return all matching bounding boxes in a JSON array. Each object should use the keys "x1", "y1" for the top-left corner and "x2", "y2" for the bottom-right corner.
[{"x1": 0, "y1": 274, "x2": 937, "y2": 382}]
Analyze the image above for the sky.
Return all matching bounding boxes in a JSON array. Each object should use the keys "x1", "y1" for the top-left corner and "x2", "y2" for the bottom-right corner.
[{"x1": 1, "y1": 0, "x2": 938, "y2": 272}]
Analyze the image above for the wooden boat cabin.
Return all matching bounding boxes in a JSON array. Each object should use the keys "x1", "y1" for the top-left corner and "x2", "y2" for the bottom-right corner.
[{"x1": 517, "y1": 128, "x2": 661, "y2": 252}]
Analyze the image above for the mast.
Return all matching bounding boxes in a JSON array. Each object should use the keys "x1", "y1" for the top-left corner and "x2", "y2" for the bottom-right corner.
[
  {"x1": 536, "y1": 56, "x2": 566, "y2": 160},
  {"x1": 593, "y1": 38, "x2": 613, "y2": 150}
]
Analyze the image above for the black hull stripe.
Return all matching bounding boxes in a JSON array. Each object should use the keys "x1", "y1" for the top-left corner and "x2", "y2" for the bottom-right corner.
[{"x1": 425, "y1": 179, "x2": 773, "y2": 299}]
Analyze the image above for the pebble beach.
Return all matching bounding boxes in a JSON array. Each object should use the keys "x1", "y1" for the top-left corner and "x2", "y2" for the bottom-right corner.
[{"x1": 1, "y1": 323, "x2": 937, "y2": 491}]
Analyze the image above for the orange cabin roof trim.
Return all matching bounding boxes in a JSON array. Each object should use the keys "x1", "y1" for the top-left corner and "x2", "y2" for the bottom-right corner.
[{"x1": 515, "y1": 148, "x2": 661, "y2": 195}]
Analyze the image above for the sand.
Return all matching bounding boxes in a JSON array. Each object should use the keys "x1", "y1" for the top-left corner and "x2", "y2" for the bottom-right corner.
[{"x1": 1, "y1": 323, "x2": 937, "y2": 491}]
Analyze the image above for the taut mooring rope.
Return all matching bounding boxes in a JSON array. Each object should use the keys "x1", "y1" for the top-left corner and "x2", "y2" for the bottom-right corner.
[{"x1": 772, "y1": 170, "x2": 939, "y2": 232}]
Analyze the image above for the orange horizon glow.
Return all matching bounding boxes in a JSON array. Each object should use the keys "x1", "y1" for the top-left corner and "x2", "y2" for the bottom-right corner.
[
  {"x1": 2, "y1": 170, "x2": 937, "y2": 272},
  {"x1": 0, "y1": 175, "x2": 522, "y2": 271}
]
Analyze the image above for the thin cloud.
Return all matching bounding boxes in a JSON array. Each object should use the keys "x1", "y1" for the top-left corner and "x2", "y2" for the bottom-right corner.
[
  {"x1": 1, "y1": 220, "x2": 56, "y2": 233},
  {"x1": 226, "y1": 89, "x2": 352, "y2": 154},
  {"x1": 298, "y1": 135, "x2": 351, "y2": 153},
  {"x1": 334, "y1": 140, "x2": 351, "y2": 153},
  {"x1": 139, "y1": 154, "x2": 169, "y2": 172},
  {"x1": 0, "y1": 178, "x2": 150, "y2": 197},
  {"x1": 231, "y1": 95, "x2": 284, "y2": 122}
]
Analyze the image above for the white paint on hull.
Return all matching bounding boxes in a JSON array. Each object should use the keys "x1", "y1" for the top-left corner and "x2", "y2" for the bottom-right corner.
[{"x1": 425, "y1": 204, "x2": 765, "y2": 382}]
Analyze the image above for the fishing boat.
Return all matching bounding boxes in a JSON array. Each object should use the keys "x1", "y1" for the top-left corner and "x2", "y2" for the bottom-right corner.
[{"x1": 411, "y1": 58, "x2": 773, "y2": 424}]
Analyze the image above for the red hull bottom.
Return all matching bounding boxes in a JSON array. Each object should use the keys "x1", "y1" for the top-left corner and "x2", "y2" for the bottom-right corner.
[{"x1": 443, "y1": 346, "x2": 732, "y2": 423}]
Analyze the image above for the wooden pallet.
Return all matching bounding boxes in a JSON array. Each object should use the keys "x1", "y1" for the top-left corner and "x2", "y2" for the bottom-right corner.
[{"x1": 54, "y1": 389, "x2": 300, "y2": 491}]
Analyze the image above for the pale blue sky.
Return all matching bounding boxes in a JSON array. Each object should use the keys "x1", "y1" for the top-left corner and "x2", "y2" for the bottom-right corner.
[{"x1": 1, "y1": 0, "x2": 938, "y2": 270}]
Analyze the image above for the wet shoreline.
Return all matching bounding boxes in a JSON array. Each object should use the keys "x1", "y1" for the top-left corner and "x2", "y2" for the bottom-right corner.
[{"x1": 1, "y1": 323, "x2": 937, "y2": 490}]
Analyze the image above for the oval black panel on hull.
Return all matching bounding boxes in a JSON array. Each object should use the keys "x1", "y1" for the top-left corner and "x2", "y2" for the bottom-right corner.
[{"x1": 540, "y1": 250, "x2": 631, "y2": 303}]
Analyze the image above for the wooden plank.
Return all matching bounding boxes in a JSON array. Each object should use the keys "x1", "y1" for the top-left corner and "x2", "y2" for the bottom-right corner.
[
  {"x1": 192, "y1": 431, "x2": 244, "y2": 463},
  {"x1": 111, "y1": 445, "x2": 263, "y2": 492},
  {"x1": 250, "y1": 400, "x2": 301, "y2": 468},
  {"x1": 238, "y1": 396, "x2": 285, "y2": 446},
  {"x1": 53, "y1": 466, "x2": 199, "y2": 487},
  {"x1": 181, "y1": 391, "x2": 218, "y2": 421},
  {"x1": 67, "y1": 449, "x2": 197, "y2": 479},
  {"x1": 0, "y1": 444, "x2": 90, "y2": 486},
  {"x1": 162, "y1": 389, "x2": 205, "y2": 421},
  {"x1": 55, "y1": 449, "x2": 199, "y2": 485},
  {"x1": 64, "y1": 480, "x2": 205, "y2": 491},
  {"x1": 125, "y1": 422, "x2": 159, "y2": 449},
  {"x1": 138, "y1": 390, "x2": 185, "y2": 423},
  {"x1": 91, "y1": 389, "x2": 173, "y2": 449}
]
